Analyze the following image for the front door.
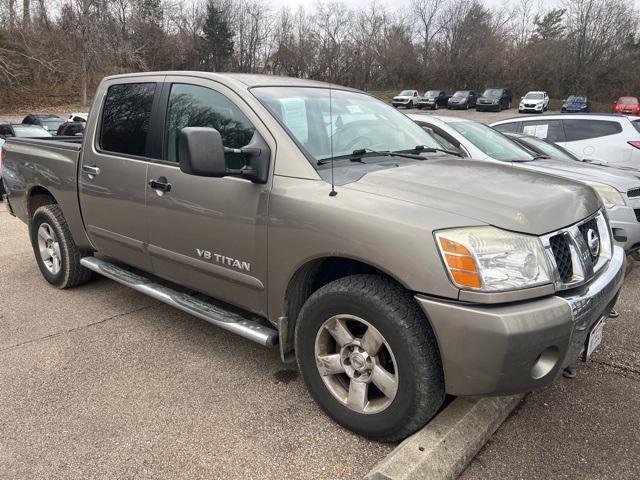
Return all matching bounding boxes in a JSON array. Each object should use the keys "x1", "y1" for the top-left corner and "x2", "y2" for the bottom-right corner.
[
  {"x1": 79, "y1": 77, "x2": 164, "y2": 270},
  {"x1": 145, "y1": 78, "x2": 273, "y2": 316}
]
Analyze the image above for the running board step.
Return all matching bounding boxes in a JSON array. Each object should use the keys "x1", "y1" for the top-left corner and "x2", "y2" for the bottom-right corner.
[{"x1": 80, "y1": 257, "x2": 279, "y2": 347}]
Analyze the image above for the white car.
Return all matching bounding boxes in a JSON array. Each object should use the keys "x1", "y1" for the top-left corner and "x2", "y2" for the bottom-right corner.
[
  {"x1": 491, "y1": 114, "x2": 640, "y2": 168},
  {"x1": 68, "y1": 112, "x2": 88, "y2": 122},
  {"x1": 408, "y1": 113, "x2": 640, "y2": 255},
  {"x1": 391, "y1": 90, "x2": 420, "y2": 109},
  {"x1": 519, "y1": 91, "x2": 549, "y2": 113}
]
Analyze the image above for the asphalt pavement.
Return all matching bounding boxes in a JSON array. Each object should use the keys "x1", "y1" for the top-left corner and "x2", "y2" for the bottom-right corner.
[{"x1": 0, "y1": 203, "x2": 392, "y2": 479}]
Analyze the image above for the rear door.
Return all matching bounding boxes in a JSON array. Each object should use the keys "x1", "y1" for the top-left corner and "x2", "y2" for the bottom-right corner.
[
  {"x1": 145, "y1": 76, "x2": 274, "y2": 316},
  {"x1": 79, "y1": 75, "x2": 164, "y2": 270}
]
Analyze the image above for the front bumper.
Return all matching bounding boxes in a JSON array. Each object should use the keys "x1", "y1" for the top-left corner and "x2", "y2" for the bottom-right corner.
[
  {"x1": 519, "y1": 104, "x2": 544, "y2": 112},
  {"x1": 448, "y1": 102, "x2": 467, "y2": 109},
  {"x1": 392, "y1": 100, "x2": 411, "y2": 107},
  {"x1": 415, "y1": 245, "x2": 625, "y2": 396},
  {"x1": 608, "y1": 205, "x2": 640, "y2": 253},
  {"x1": 476, "y1": 102, "x2": 499, "y2": 111}
]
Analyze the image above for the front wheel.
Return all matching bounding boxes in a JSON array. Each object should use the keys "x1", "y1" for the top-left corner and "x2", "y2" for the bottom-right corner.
[
  {"x1": 295, "y1": 275, "x2": 445, "y2": 442},
  {"x1": 30, "y1": 204, "x2": 95, "y2": 288}
]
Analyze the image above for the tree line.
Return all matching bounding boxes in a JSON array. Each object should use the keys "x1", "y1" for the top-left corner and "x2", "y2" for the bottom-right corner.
[{"x1": 0, "y1": 0, "x2": 638, "y2": 109}]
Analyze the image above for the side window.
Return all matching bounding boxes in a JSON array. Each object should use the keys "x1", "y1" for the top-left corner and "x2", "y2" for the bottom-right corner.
[
  {"x1": 100, "y1": 82, "x2": 156, "y2": 157},
  {"x1": 563, "y1": 120, "x2": 623, "y2": 142},
  {"x1": 521, "y1": 120, "x2": 565, "y2": 142},
  {"x1": 493, "y1": 122, "x2": 520, "y2": 134},
  {"x1": 165, "y1": 83, "x2": 256, "y2": 163}
]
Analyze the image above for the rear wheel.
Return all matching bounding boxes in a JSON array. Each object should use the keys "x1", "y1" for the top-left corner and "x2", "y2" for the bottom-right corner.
[
  {"x1": 30, "y1": 204, "x2": 95, "y2": 288},
  {"x1": 295, "y1": 274, "x2": 445, "y2": 442}
]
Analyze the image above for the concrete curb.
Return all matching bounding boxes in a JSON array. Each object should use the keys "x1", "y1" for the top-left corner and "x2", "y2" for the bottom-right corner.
[{"x1": 365, "y1": 394, "x2": 525, "y2": 480}]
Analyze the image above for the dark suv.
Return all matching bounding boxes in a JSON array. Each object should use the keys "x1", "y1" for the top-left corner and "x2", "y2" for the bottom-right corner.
[
  {"x1": 476, "y1": 88, "x2": 512, "y2": 112},
  {"x1": 22, "y1": 114, "x2": 64, "y2": 134}
]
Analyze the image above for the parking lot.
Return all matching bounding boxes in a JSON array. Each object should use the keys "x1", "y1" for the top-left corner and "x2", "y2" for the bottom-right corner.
[{"x1": 2, "y1": 106, "x2": 639, "y2": 479}]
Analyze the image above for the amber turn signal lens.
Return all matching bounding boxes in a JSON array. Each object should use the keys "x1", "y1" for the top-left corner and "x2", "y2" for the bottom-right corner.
[
  {"x1": 451, "y1": 270, "x2": 482, "y2": 288},
  {"x1": 439, "y1": 237, "x2": 472, "y2": 256},
  {"x1": 444, "y1": 254, "x2": 476, "y2": 272}
]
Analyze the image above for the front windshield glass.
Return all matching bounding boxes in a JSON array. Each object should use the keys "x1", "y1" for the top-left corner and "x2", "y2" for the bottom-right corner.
[
  {"x1": 453, "y1": 91, "x2": 469, "y2": 97},
  {"x1": 450, "y1": 122, "x2": 535, "y2": 161},
  {"x1": 525, "y1": 93, "x2": 544, "y2": 100},
  {"x1": 521, "y1": 136, "x2": 578, "y2": 162},
  {"x1": 482, "y1": 89, "x2": 502, "y2": 97},
  {"x1": 252, "y1": 87, "x2": 442, "y2": 165},
  {"x1": 620, "y1": 97, "x2": 638, "y2": 105},
  {"x1": 14, "y1": 126, "x2": 52, "y2": 137},
  {"x1": 399, "y1": 90, "x2": 414, "y2": 96},
  {"x1": 425, "y1": 90, "x2": 440, "y2": 96},
  {"x1": 567, "y1": 95, "x2": 586, "y2": 103}
]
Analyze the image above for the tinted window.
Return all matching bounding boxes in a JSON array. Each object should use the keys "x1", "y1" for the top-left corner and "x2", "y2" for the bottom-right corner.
[
  {"x1": 563, "y1": 120, "x2": 622, "y2": 141},
  {"x1": 519, "y1": 136, "x2": 579, "y2": 162},
  {"x1": 632, "y1": 120, "x2": 640, "y2": 133},
  {"x1": 493, "y1": 122, "x2": 520, "y2": 133},
  {"x1": 100, "y1": 83, "x2": 156, "y2": 157},
  {"x1": 521, "y1": 120, "x2": 565, "y2": 142},
  {"x1": 165, "y1": 84, "x2": 256, "y2": 163}
]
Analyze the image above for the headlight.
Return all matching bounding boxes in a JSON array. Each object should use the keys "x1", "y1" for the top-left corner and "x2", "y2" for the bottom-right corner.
[
  {"x1": 435, "y1": 226, "x2": 551, "y2": 291},
  {"x1": 583, "y1": 181, "x2": 625, "y2": 209}
]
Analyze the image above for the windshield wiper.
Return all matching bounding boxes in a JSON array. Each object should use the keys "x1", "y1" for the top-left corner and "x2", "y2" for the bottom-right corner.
[
  {"x1": 393, "y1": 145, "x2": 462, "y2": 157},
  {"x1": 317, "y1": 148, "x2": 425, "y2": 165},
  {"x1": 532, "y1": 154, "x2": 551, "y2": 160}
]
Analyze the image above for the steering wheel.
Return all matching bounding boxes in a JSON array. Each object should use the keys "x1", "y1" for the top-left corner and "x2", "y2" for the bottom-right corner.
[{"x1": 333, "y1": 120, "x2": 382, "y2": 151}]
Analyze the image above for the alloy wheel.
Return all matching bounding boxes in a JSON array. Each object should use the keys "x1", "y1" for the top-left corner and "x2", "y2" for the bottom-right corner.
[
  {"x1": 314, "y1": 314, "x2": 398, "y2": 414},
  {"x1": 37, "y1": 223, "x2": 61, "y2": 275}
]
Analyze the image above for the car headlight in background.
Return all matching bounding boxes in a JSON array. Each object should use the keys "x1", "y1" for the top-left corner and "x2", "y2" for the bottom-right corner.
[
  {"x1": 583, "y1": 181, "x2": 625, "y2": 209},
  {"x1": 435, "y1": 226, "x2": 551, "y2": 291}
]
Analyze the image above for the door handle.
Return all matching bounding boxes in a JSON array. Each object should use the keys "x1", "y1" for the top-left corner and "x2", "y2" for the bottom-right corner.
[
  {"x1": 82, "y1": 165, "x2": 100, "y2": 176},
  {"x1": 149, "y1": 179, "x2": 172, "y2": 192}
]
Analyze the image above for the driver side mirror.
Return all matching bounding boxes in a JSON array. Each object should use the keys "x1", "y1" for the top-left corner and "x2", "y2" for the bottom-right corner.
[{"x1": 178, "y1": 127, "x2": 269, "y2": 184}]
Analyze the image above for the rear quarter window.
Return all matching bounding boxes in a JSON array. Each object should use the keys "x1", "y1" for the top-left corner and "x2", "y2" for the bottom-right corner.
[
  {"x1": 99, "y1": 82, "x2": 156, "y2": 157},
  {"x1": 563, "y1": 119, "x2": 622, "y2": 142},
  {"x1": 632, "y1": 120, "x2": 640, "y2": 134}
]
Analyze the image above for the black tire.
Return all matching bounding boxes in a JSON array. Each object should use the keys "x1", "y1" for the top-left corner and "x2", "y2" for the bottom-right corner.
[
  {"x1": 295, "y1": 274, "x2": 445, "y2": 442},
  {"x1": 0, "y1": 178, "x2": 6, "y2": 199},
  {"x1": 407, "y1": 100, "x2": 414, "y2": 109},
  {"x1": 30, "y1": 204, "x2": 95, "y2": 288}
]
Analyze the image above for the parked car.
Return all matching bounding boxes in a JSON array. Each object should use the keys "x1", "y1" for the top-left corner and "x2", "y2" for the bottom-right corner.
[
  {"x1": 57, "y1": 121, "x2": 85, "y2": 137},
  {"x1": 417, "y1": 90, "x2": 450, "y2": 110},
  {"x1": 22, "y1": 114, "x2": 65, "y2": 134},
  {"x1": 3, "y1": 72, "x2": 624, "y2": 441},
  {"x1": 475, "y1": 88, "x2": 512, "y2": 112},
  {"x1": 0, "y1": 124, "x2": 52, "y2": 199},
  {"x1": 409, "y1": 114, "x2": 640, "y2": 256},
  {"x1": 561, "y1": 95, "x2": 590, "y2": 113},
  {"x1": 519, "y1": 91, "x2": 550, "y2": 113},
  {"x1": 447, "y1": 90, "x2": 477, "y2": 109},
  {"x1": 68, "y1": 112, "x2": 88, "y2": 123},
  {"x1": 392, "y1": 90, "x2": 420, "y2": 108},
  {"x1": 613, "y1": 97, "x2": 640, "y2": 116},
  {"x1": 490, "y1": 114, "x2": 640, "y2": 167}
]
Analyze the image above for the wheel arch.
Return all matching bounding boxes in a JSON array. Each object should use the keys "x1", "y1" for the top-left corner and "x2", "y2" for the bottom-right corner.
[
  {"x1": 27, "y1": 185, "x2": 58, "y2": 220},
  {"x1": 278, "y1": 255, "x2": 416, "y2": 362}
]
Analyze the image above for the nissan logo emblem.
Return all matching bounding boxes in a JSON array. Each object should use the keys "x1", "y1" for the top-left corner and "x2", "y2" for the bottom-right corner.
[{"x1": 587, "y1": 229, "x2": 600, "y2": 257}]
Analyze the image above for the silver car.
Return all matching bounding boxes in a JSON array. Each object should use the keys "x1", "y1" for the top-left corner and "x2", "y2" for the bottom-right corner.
[
  {"x1": 490, "y1": 114, "x2": 640, "y2": 168},
  {"x1": 409, "y1": 114, "x2": 640, "y2": 256}
]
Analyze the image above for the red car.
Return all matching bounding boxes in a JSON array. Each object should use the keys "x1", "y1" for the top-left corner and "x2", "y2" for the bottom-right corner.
[{"x1": 613, "y1": 96, "x2": 640, "y2": 115}]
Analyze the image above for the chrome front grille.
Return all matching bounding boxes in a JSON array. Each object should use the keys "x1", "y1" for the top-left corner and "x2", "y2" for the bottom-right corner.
[{"x1": 541, "y1": 210, "x2": 612, "y2": 291}]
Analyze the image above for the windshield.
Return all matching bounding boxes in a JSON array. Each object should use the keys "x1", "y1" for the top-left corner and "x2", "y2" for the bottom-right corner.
[
  {"x1": 450, "y1": 122, "x2": 535, "y2": 162},
  {"x1": 253, "y1": 87, "x2": 442, "y2": 165},
  {"x1": 14, "y1": 126, "x2": 52, "y2": 137},
  {"x1": 425, "y1": 90, "x2": 440, "y2": 96},
  {"x1": 482, "y1": 89, "x2": 502, "y2": 98},
  {"x1": 520, "y1": 136, "x2": 578, "y2": 162},
  {"x1": 453, "y1": 91, "x2": 469, "y2": 97},
  {"x1": 525, "y1": 93, "x2": 544, "y2": 100},
  {"x1": 619, "y1": 97, "x2": 639, "y2": 105},
  {"x1": 567, "y1": 95, "x2": 586, "y2": 103},
  {"x1": 399, "y1": 90, "x2": 414, "y2": 96}
]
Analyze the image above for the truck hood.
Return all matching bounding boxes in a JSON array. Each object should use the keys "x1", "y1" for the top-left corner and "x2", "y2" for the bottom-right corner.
[
  {"x1": 519, "y1": 158, "x2": 640, "y2": 192},
  {"x1": 344, "y1": 159, "x2": 601, "y2": 235}
]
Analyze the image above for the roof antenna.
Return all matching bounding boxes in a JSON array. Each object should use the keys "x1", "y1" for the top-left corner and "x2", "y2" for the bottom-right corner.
[{"x1": 329, "y1": 84, "x2": 337, "y2": 197}]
